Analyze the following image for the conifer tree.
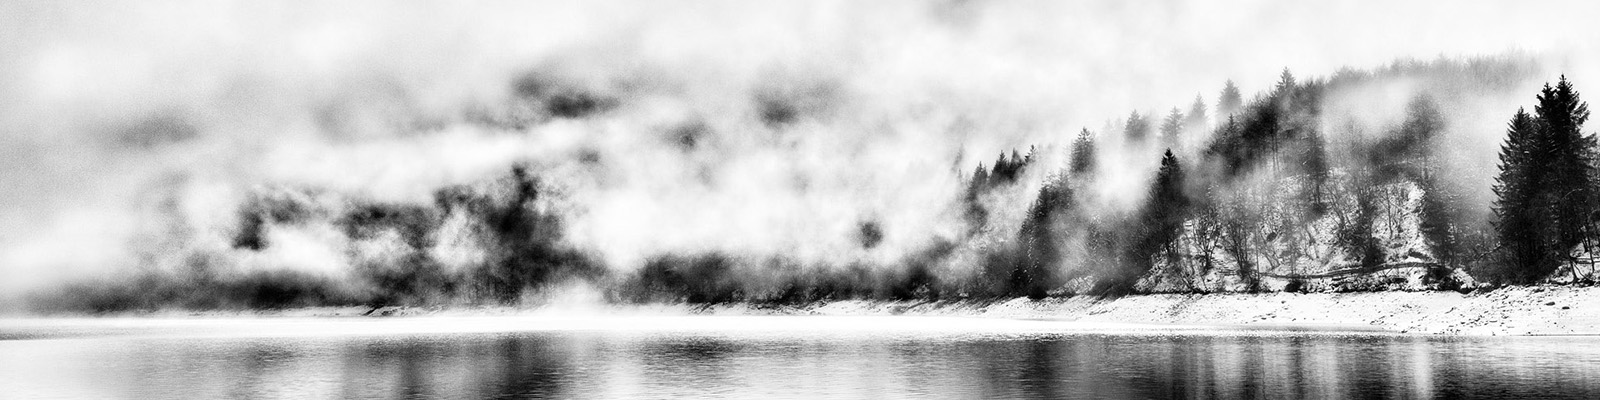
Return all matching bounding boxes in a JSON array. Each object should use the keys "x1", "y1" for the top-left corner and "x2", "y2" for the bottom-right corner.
[
  {"x1": 1160, "y1": 108, "x2": 1184, "y2": 151},
  {"x1": 1185, "y1": 94, "x2": 1208, "y2": 130},
  {"x1": 1302, "y1": 128, "x2": 1331, "y2": 215},
  {"x1": 1492, "y1": 108, "x2": 1544, "y2": 282},
  {"x1": 1017, "y1": 175, "x2": 1074, "y2": 299},
  {"x1": 1125, "y1": 111, "x2": 1152, "y2": 143},
  {"x1": 1533, "y1": 76, "x2": 1597, "y2": 275},
  {"x1": 1118, "y1": 150, "x2": 1190, "y2": 290},
  {"x1": 1491, "y1": 77, "x2": 1595, "y2": 285},
  {"x1": 1218, "y1": 80, "x2": 1243, "y2": 116},
  {"x1": 964, "y1": 164, "x2": 991, "y2": 227},
  {"x1": 991, "y1": 152, "x2": 1011, "y2": 185},
  {"x1": 1070, "y1": 128, "x2": 1097, "y2": 176},
  {"x1": 1275, "y1": 68, "x2": 1296, "y2": 95},
  {"x1": 970, "y1": 164, "x2": 989, "y2": 191},
  {"x1": 1398, "y1": 95, "x2": 1444, "y2": 179}
]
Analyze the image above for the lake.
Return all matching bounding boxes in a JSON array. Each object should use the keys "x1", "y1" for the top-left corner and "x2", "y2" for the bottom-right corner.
[{"x1": 2, "y1": 316, "x2": 1598, "y2": 399}]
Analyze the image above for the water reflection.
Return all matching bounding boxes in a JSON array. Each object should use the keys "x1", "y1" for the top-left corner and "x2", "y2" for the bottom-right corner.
[{"x1": 4, "y1": 327, "x2": 1600, "y2": 399}]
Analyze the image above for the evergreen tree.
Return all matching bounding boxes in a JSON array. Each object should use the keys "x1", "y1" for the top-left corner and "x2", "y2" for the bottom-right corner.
[
  {"x1": 1218, "y1": 80, "x2": 1243, "y2": 116},
  {"x1": 1490, "y1": 77, "x2": 1595, "y2": 285},
  {"x1": 1070, "y1": 128, "x2": 1097, "y2": 176},
  {"x1": 1533, "y1": 76, "x2": 1597, "y2": 275},
  {"x1": 990, "y1": 152, "x2": 1010, "y2": 185},
  {"x1": 1397, "y1": 95, "x2": 1444, "y2": 179},
  {"x1": 1419, "y1": 177, "x2": 1463, "y2": 268},
  {"x1": 1275, "y1": 68, "x2": 1296, "y2": 95},
  {"x1": 970, "y1": 164, "x2": 989, "y2": 192},
  {"x1": 1119, "y1": 150, "x2": 1190, "y2": 289},
  {"x1": 1492, "y1": 108, "x2": 1545, "y2": 282},
  {"x1": 1017, "y1": 176, "x2": 1074, "y2": 299},
  {"x1": 1302, "y1": 128, "x2": 1331, "y2": 215},
  {"x1": 1185, "y1": 94, "x2": 1208, "y2": 130},
  {"x1": 1160, "y1": 108, "x2": 1184, "y2": 150},
  {"x1": 1124, "y1": 111, "x2": 1152, "y2": 143},
  {"x1": 964, "y1": 164, "x2": 991, "y2": 228}
]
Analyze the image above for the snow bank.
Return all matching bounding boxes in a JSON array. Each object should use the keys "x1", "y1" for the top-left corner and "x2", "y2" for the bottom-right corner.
[{"x1": 690, "y1": 285, "x2": 1600, "y2": 336}]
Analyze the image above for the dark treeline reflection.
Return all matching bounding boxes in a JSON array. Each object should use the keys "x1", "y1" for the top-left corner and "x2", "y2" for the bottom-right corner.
[{"x1": 8, "y1": 332, "x2": 1600, "y2": 398}]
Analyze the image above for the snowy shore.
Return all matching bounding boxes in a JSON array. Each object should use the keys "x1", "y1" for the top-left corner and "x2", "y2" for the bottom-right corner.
[
  {"x1": 86, "y1": 285, "x2": 1600, "y2": 337},
  {"x1": 754, "y1": 285, "x2": 1600, "y2": 336}
]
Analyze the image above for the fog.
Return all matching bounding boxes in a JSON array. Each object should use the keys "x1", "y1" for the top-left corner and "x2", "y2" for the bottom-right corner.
[{"x1": 2, "y1": 0, "x2": 1597, "y2": 309}]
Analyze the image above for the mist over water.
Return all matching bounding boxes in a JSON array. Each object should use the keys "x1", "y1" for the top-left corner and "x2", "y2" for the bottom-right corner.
[{"x1": 4, "y1": 1, "x2": 1600, "y2": 310}]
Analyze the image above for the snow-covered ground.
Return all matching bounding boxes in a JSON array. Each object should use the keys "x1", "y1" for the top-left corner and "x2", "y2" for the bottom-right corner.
[
  {"x1": 38, "y1": 285, "x2": 1599, "y2": 337},
  {"x1": 731, "y1": 285, "x2": 1600, "y2": 336}
]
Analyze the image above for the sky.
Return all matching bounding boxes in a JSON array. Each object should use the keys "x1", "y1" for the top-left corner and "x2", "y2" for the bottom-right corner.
[{"x1": 2, "y1": 0, "x2": 1598, "y2": 301}]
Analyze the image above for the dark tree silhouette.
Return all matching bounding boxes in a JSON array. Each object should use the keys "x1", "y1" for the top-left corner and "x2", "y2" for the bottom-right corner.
[
  {"x1": 1016, "y1": 175, "x2": 1075, "y2": 299},
  {"x1": 1301, "y1": 128, "x2": 1331, "y2": 215},
  {"x1": 1185, "y1": 94, "x2": 1208, "y2": 130},
  {"x1": 1379, "y1": 95, "x2": 1445, "y2": 180},
  {"x1": 1160, "y1": 108, "x2": 1184, "y2": 150},
  {"x1": 970, "y1": 164, "x2": 990, "y2": 190},
  {"x1": 988, "y1": 150, "x2": 1029, "y2": 185},
  {"x1": 963, "y1": 164, "x2": 991, "y2": 228},
  {"x1": 1275, "y1": 68, "x2": 1296, "y2": 95},
  {"x1": 1124, "y1": 111, "x2": 1152, "y2": 143},
  {"x1": 1491, "y1": 76, "x2": 1597, "y2": 284},
  {"x1": 1492, "y1": 108, "x2": 1546, "y2": 282},
  {"x1": 1070, "y1": 129, "x2": 1097, "y2": 176},
  {"x1": 1117, "y1": 150, "x2": 1190, "y2": 291},
  {"x1": 1218, "y1": 80, "x2": 1243, "y2": 116},
  {"x1": 1533, "y1": 77, "x2": 1598, "y2": 279},
  {"x1": 233, "y1": 212, "x2": 267, "y2": 251}
]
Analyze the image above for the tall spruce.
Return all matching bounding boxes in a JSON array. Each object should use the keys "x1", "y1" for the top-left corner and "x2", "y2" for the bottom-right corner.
[
  {"x1": 1492, "y1": 108, "x2": 1546, "y2": 282},
  {"x1": 1186, "y1": 94, "x2": 1209, "y2": 130},
  {"x1": 1017, "y1": 175, "x2": 1074, "y2": 299},
  {"x1": 1070, "y1": 128, "x2": 1097, "y2": 176},
  {"x1": 1493, "y1": 77, "x2": 1598, "y2": 284},
  {"x1": 1398, "y1": 95, "x2": 1444, "y2": 180},
  {"x1": 1302, "y1": 128, "x2": 1331, "y2": 215},
  {"x1": 1160, "y1": 108, "x2": 1184, "y2": 151},
  {"x1": 1275, "y1": 68, "x2": 1296, "y2": 95},
  {"x1": 1533, "y1": 76, "x2": 1597, "y2": 275},
  {"x1": 1124, "y1": 111, "x2": 1152, "y2": 143},
  {"x1": 1218, "y1": 80, "x2": 1243, "y2": 116},
  {"x1": 1119, "y1": 150, "x2": 1190, "y2": 290}
]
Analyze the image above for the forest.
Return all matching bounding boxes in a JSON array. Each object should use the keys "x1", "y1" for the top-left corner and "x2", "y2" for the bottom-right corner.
[{"x1": 34, "y1": 57, "x2": 1600, "y2": 311}]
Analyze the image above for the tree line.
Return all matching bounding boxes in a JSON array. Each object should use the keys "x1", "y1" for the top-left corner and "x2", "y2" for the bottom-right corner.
[{"x1": 39, "y1": 58, "x2": 1585, "y2": 312}]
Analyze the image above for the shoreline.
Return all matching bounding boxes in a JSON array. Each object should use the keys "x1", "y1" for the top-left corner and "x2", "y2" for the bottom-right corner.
[{"x1": 11, "y1": 285, "x2": 1599, "y2": 337}]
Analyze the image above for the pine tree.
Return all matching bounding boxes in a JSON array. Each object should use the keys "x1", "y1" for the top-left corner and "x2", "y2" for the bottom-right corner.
[
  {"x1": 1488, "y1": 77, "x2": 1595, "y2": 285},
  {"x1": 1533, "y1": 76, "x2": 1597, "y2": 275},
  {"x1": 1185, "y1": 94, "x2": 1208, "y2": 130},
  {"x1": 964, "y1": 164, "x2": 991, "y2": 228},
  {"x1": 1125, "y1": 111, "x2": 1152, "y2": 143},
  {"x1": 1302, "y1": 128, "x2": 1331, "y2": 215},
  {"x1": 1119, "y1": 150, "x2": 1190, "y2": 289},
  {"x1": 991, "y1": 152, "x2": 1011, "y2": 185},
  {"x1": 1275, "y1": 68, "x2": 1296, "y2": 95},
  {"x1": 1160, "y1": 108, "x2": 1184, "y2": 151},
  {"x1": 970, "y1": 164, "x2": 989, "y2": 192},
  {"x1": 1492, "y1": 108, "x2": 1545, "y2": 282},
  {"x1": 1218, "y1": 80, "x2": 1243, "y2": 116},
  {"x1": 1070, "y1": 128, "x2": 1097, "y2": 176},
  {"x1": 1398, "y1": 95, "x2": 1444, "y2": 179},
  {"x1": 1017, "y1": 175, "x2": 1074, "y2": 299}
]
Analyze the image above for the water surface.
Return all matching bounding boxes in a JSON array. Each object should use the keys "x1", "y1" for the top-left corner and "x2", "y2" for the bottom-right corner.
[{"x1": 2, "y1": 316, "x2": 1597, "y2": 399}]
